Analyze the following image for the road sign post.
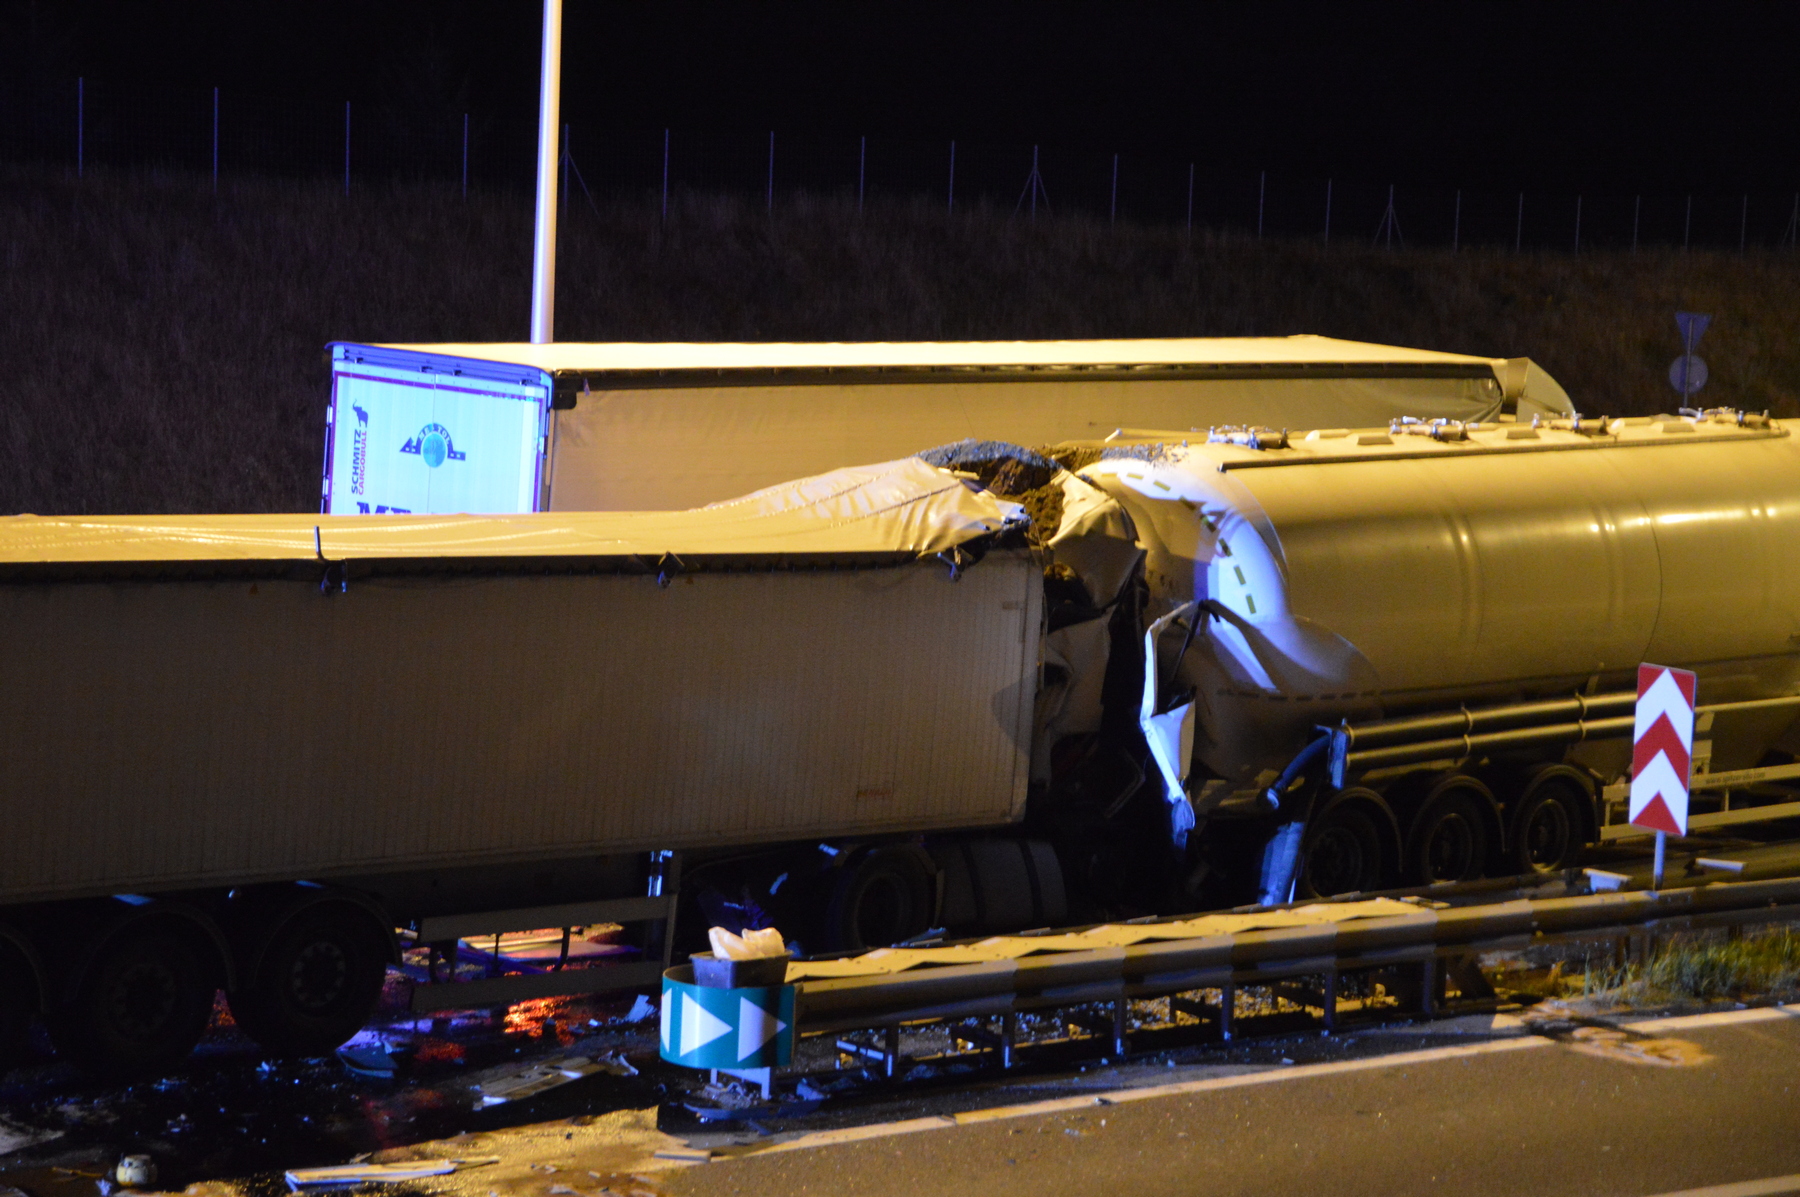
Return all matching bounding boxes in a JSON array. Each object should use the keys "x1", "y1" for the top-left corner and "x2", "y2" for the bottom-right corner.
[
  {"x1": 1631, "y1": 663, "x2": 1696, "y2": 889},
  {"x1": 1670, "y1": 312, "x2": 1712, "y2": 406}
]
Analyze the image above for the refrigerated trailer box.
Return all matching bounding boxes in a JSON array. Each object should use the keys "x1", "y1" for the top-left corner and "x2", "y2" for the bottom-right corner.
[{"x1": 320, "y1": 336, "x2": 1574, "y2": 514}]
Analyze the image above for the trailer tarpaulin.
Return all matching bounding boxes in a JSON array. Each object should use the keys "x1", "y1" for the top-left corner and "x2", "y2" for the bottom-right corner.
[{"x1": 0, "y1": 457, "x2": 1018, "y2": 567}]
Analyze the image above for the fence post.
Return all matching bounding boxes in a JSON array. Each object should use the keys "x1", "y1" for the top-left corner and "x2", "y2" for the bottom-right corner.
[
  {"x1": 947, "y1": 140, "x2": 955, "y2": 214},
  {"x1": 212, "y1": 87, "x2": 219, "y2": 193},
  {"x1": 343, "y1": 101, "x2": 351, "y2": 197},
  {"x1": 77, "y1": 77, "x2": 84, "y2": 177},
  {"x1": 1186, "y1": 163, "x2": 1194, "y2": 240}
]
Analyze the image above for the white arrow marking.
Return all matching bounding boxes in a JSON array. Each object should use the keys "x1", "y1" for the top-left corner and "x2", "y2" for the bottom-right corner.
[
  {"x1": 737, "y1": 996, "x2": 788, "y2": 1062},
  {"x1": 680, "y1": 993, "x2": 731, "y2": 1057},
  {"x1": 1630, "y1": 751, "x2": 1691, "y2": 832},
  {"x1": 1634, "y1": 671, "x2": 1694, "y2": 751},
  {"x1": 660, "y1": 992, "x2": 672, "y2": 1053}
]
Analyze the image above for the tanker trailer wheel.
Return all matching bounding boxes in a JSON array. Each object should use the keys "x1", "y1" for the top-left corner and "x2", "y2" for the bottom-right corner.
[
  {"x1": 1510, "y1": 776, "x2": 1586, "y2": 874},
  {"x1": 1406, "y1": 793, "x2": 1490, "y2": 885},
  {"x1": 1299, "y1": 801, "x2": 1386, "y2": 898},
  {"x1": 50, "y1": 927, "x2": 216, "y2": 1076},
  {"x1": 228, "y1": 906, "x2": 390, "y2": 1057},
  {"x1": 823, "y1": 846, "x2": 936, "y2": 952}
]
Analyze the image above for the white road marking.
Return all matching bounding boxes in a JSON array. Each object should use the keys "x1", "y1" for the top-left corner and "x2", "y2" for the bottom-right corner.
[
  {"x1": 744, "y1": 1004, "x2": 1798, "y2": 1160},
  {"x1": 758, "y1": 1037, "x2": 1549, "y2": 1155},
  {"x1": 1637, "y1": 1175, "x2": 1800, "y2": 1197},
  {"x1": 1620, "y1": 1005, "x2": 1800, "y2": 1034}
]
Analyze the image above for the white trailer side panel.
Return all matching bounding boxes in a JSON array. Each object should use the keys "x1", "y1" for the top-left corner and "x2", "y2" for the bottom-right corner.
[
  {"x1": 0, "y1": 553, "x2": 1040, "y2": 903},
  {"x1": 547, "y1": 375, "x2": 1514, "y2": 510}
]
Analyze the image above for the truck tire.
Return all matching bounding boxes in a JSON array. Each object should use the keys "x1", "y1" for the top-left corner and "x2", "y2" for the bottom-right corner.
[
  {"x1": 823, "y1": 847, "x2": 937, "y2": 952},
  {"x1": 1407, "y1": 793, "x2": 1490, "y2": 884},
  {"x1": 50, "y1": 928, "x2": 216, "y2": 1076},
  {"x1": 1299, "y1": 801, "x2": 1386, "y2": 898},
  {"x1": 228, "y1": 906, "x2": 389, "y2": 1057},
  {"x1": 1510, "y1": 775, "x2": 1587, "y2": 873},
  {"x1": 929, "y1": 839, "x2": 1067, "y2": 935}
]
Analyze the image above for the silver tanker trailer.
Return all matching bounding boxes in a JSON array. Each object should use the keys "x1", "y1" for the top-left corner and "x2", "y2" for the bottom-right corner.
[{"x1": 1028, "y1": 407, "x2": 1800, "y2": 907}]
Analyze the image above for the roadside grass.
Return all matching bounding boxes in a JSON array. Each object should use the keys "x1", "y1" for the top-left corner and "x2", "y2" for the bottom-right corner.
[
  {"x1": 5, "y1": 162, "x2": 1800, "y2": 514},
  {"x1": 1576, "y1": 928, "x2": 1800, "y2": 1008}
]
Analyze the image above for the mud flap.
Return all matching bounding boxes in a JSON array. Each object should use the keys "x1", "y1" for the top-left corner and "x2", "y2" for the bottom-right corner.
[{"x1": 1258, "y1": 820, "x2": 1306, "y2": 907}]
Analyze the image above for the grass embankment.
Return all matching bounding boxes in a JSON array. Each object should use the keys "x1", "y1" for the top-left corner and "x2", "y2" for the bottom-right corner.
[
  {"x1": 4, "y1": 164, "x2": 1800, "y2": 514},
  {"x1": 1581, "y1": 928, "x2": 1800, "y2": 1007}
]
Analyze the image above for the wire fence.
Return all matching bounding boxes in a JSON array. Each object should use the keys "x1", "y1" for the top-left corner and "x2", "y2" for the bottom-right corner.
[{"x1": 6, "y1": 74, "x2": 1800, "y2": 253}]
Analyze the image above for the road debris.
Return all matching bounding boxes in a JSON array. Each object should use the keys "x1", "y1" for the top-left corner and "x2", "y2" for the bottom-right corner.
[{"x1": 474, "y1": 1058, "x2": 608, "y2": 1107}]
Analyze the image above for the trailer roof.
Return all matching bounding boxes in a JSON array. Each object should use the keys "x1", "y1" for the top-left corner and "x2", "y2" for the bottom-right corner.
[
  {"x1": 355, "y1": 335, "x2": 1508, "y2": 379},
  {"x1": 0, "y1": 458, "x2": 1014, "y2": 568}
]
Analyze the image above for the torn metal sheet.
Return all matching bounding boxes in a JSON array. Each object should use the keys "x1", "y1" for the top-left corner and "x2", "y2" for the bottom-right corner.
[
  {"x1": 285, "y1": 1157, "x2": 497, "y2": 1187},
  {"x1": 472, "y1": 1054, "x2": 636, "y2": 1108}
]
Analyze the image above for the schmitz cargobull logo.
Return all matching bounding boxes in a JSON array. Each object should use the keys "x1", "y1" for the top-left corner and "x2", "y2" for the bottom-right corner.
[{"x1": 400, "y1": 423, "x2": 467, "y2": 469}]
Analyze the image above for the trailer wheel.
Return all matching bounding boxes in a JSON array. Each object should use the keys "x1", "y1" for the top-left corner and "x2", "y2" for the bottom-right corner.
[
  {"x1": 824, "y1": 847, "x2": 936, "y2": 952},
  {"x1": 1299, "y1": 803, "x2": 1385, "y2": 898},
  {"x1": 1511, "y1": 777, "x2": 1585, "y2": 873},
  {"x1": 228, "y1": 906, "x2": 389, "y2": 1057},
  {"x1": 51, "y1": 928, "x2": 215, "y2": 1076},
  {"x1": 1407, "y1": 794, "x2": 1489, "y2": 884}
]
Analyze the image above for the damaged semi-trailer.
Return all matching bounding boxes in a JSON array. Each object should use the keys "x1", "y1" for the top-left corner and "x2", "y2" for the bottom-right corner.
[
  {"x1": 0, "y1": 461, "x2": 1045, "y2": 1073},
  {"x1": 5, "y1": 408, "x2": 1800, "y2": 1074},
  {"x1": 1033, "y1": 408, "x2": 1800, "y2": 908}
]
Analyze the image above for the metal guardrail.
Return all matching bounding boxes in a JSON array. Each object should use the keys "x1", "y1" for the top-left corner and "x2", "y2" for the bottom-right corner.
[{"x1": 792, "y1": 876, "x2": 1800, "y2": 1072}]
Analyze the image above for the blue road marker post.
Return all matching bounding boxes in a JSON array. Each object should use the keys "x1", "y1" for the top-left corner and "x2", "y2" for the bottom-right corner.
[{"x1": 661, "y1": 964, "x2": 795, "y2": 1078}]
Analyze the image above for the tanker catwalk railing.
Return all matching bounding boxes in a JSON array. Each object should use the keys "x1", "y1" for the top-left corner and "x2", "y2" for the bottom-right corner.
[{"x1": 762, "y1": 874, "x2": 1800, "y2": 1077}]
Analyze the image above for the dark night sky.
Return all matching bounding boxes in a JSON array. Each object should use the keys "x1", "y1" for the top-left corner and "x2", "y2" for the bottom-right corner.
[{"x1": 5, "y1": 1, "x2": 1798, "y2": 194}]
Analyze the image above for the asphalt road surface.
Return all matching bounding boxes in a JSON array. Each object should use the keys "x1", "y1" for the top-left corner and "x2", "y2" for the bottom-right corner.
[{"x1": 668, "y1": 1008, "x2": 1800, "y2": 1197}]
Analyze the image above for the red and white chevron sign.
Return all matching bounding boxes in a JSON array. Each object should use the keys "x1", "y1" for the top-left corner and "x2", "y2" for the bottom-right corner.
[{"x1": 1630, "y1": 663, "x2": 1696, "y2": 836}]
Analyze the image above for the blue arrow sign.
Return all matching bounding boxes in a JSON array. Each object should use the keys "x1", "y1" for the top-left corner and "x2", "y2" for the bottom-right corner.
[{"x1": 660, "y1": 971, "x2": 795, "y2": 1070}]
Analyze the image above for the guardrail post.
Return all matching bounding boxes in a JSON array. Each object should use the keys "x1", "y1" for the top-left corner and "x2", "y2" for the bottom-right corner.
[
  {"x1": 1419, "y1": 957, "x2": 1438, "y2": 1016},
  {"x1": 1217, "y1": 983, "x2": 1236, "y2": 1041},
  {"x1": 1112, "y1": 999, "x2": 1129, "y2": 1058},
  {"x1": 1002, "y1": 1011, "x2": 1017, "y2": 1068},
  {"x1": 1321, "y1": 969, "x2": 1339, "y2": 1033}
]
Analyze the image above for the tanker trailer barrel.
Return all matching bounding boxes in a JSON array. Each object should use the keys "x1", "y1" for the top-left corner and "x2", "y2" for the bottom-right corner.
[{"x1": 1341, "y1": 714, "x2": 1635, "y2": 775}]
